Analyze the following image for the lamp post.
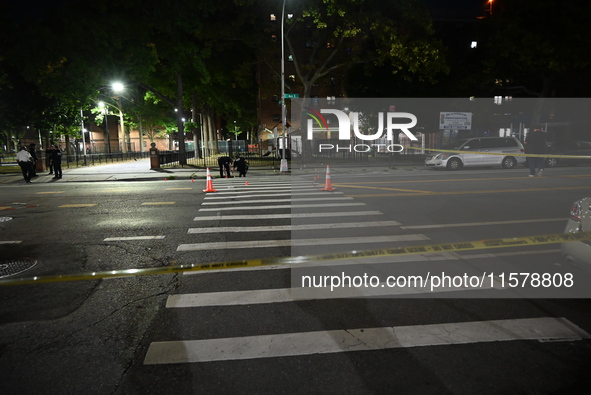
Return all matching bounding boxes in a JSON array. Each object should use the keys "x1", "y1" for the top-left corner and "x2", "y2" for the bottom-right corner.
[
  {"x1": 280, "y1": 0, "x2": 289, "y2": 173},
  {"x1": 111, "y1": 82, "x2": 127, "y2": 153},
  {"x1": 80, "y1": 108, "x2": 87, "y2": 165}
]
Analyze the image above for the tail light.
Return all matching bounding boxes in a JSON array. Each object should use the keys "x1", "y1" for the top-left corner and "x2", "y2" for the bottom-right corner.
[
  {"x1": 520, "y1": 149, "x2": 525, "y2": 153},
  {"x1": 570, "y1": 202, "x2": 582, "y2": 221}
]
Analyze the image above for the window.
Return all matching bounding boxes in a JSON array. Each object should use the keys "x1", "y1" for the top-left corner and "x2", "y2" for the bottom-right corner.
[{"x1": 462, "y1": 139, "x2": 481, "y2": 150}]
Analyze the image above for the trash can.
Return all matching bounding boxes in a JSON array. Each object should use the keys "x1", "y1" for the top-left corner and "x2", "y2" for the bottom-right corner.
[{"x1": 150, "y1": 143, "x2": 160, "y2": 169}]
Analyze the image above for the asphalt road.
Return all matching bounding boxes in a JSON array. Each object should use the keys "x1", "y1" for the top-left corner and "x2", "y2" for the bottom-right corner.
[{"x1": 2, "y1": 165, "x2": 591, "y2": 394}]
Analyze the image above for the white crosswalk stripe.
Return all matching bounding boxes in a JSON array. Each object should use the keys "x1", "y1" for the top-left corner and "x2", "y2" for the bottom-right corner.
[
  {"x1": 193, "y1": 211, "x2": 383, "y2": 221},
  {"x1": 144, "y1": 317, "x2": 590, "y2": 364},
  {"x1": 187, "y1": 221, "x2": 402, "y2": 233}
]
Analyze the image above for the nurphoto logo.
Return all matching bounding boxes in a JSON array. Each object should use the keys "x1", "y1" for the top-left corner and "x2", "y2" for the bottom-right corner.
[{"x1": 304, "y1": 107, "x2": 418, "y2": 153}]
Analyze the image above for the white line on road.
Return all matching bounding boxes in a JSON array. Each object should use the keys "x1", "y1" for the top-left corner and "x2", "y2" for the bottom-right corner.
[
  {"x1": 0, "y1": 241, "x2": 22, "y2": 244},
  {"x1": 198, "y1": 203, "x2": 366, "y2": 211},
  {"x1": 187, "y1": 221, "x2": 401, "y2": 233},
  {"x1": 193, "y1": 211, "x2": 384, "y2": 221},
  {"x1": 103, "y1": 236, "x2": 166, "y2": 241},
  {"x1": 176, "y1": 234, "x2": 427, "y2": 251},
  {"x1": 201, "y1": 197, "x2": 353, "y2": 205},
  {"x1": 167, "y1": 282, "x2": 503, "y2": 308},
  {"x1": 143, "y1": 317, "x2": 590, "y2": 364},
  {"x1": 401, "y1": 218, "x2": 566, "y2": 229},
  {"x1": 204, "y1": 191, "x2": 344, "y2": 199}
]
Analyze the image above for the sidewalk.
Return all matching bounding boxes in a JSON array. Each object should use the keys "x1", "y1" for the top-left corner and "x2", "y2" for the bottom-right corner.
[
  {"x1": 0, "y1": 157, "x2": 427, "y2": 184},
  {"x1": 0, "y1": 159, "x2": 212, "y2": 184}
]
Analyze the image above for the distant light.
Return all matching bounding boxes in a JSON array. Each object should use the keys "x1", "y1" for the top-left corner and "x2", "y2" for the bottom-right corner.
[
  {"x1": 112, "y1": 82, "x2": 124, "y2": 93},
  {"x1": 270, "y1": 14, "x2": 276, "y2": 21},
  {"x1": 287, "y1": 13, "x2": 293, "y2": 19},
  {"x1": 471, "y1": 41, "x2": 477, "y2": 48}
]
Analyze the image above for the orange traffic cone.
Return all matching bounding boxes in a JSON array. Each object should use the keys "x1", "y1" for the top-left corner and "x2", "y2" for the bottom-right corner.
[
  {"x1": 320, "y1": 165, "x2": 336, "y2": 191},
  {"x1": 203, "y1": 168, "x2": 217, "y2": 193}
]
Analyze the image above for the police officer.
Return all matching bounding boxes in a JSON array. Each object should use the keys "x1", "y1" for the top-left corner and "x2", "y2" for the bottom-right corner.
[
  {"x1": 233, "y1": 156, "x2": 249, "y2": 177},
  {"x1": 218, "y1": 156, "x2": 232, "y2": 178},
  {"x1": 16, "y1": 146, "x2": 34, "y2": 183},
  {"x1": 28, "y1": 143, "x2": 38, "y2": 177},
  {"x1": 51, "y1": 145, "x2": 63, "y2": 179}
]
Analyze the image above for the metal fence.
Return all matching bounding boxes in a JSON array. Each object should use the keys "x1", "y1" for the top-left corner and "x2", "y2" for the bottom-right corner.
[{"x1": 58, "y1": 151, "x2": 150, "y2": 168}]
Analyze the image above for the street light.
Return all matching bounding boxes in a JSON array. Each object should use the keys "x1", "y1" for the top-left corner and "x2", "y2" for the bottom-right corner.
[
  {"x1": 280, "y1": 0, "x2": 289, "y2": 173},
  {"x1": 111, "y1": 82, "x2": 127, "y2": 153}
]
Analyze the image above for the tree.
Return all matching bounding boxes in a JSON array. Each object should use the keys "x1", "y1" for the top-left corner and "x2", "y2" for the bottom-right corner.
[
  {"x1": 259, "y1": 0, "x2": 447, "y2": 100},
  {"x1": 482, "y1": 0, "x2": 591, "y2": 98}
]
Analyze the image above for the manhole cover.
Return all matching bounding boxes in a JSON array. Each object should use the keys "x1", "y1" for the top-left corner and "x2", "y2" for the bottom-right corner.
[
  {"x1": 0, "y1": 217, "x2": 13, "y2": 222},
  {"x1": 0, "y1": 258, "x2": 37, "y2": 278}
]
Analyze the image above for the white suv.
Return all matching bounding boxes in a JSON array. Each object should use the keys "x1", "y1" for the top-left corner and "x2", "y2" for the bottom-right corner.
[{"x1": 425, "y1": 137, "x2": 526, "y2": 170}]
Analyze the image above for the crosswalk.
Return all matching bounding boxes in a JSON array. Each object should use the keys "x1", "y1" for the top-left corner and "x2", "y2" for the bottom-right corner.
[{"x1": 144, "y1": 176, "x2": 590, "y2": 367}]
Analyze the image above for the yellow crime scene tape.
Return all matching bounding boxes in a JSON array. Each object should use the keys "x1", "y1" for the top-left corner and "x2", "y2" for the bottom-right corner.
[
  {"x1": 403, "y1": 146, "x2": 591, "y2": 160},
  {"x1": 1, "y1": 231, "x2": 590, "y2": 286}
]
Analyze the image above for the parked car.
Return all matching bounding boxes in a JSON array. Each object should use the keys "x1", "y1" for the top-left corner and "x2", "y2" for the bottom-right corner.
[
  {"x1": 530, "y1": 141, "x2": 591, "y2": 168},
  {"x1": 562, "y1": 196, "x2": 591, "y2": 271},
  {"x1": 425, "y1": 136, "x2": 526, "y2": 170}
]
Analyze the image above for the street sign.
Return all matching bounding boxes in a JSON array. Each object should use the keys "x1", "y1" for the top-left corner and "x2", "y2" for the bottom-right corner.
[{"x1": 285, "y1": 94, "x2": 300, "y2": 99}]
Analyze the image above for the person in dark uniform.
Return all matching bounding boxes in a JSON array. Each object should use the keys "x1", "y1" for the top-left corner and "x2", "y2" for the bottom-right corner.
[
  {"x1": 525, "y1": 128, "x2": 547, "y2": 177},
  {"x1": 51, "y1": 145, "x2": 63, "y2": 179},
  {"x1": 233, "y1": 156, "x2": 249, "y2": 177},
  {"x1": 46, "y1": 144, "x2": 55, "y2": 175},
  {"x1": 218, "y1": 156, "x2": 232, "y2": 178},
  {"x1": 28, "y1": 143, "x2": 38, "y2": 177}
]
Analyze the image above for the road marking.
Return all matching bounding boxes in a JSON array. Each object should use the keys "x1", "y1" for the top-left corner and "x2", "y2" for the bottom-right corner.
[
  {"x1": 141, "y1": 202, "x2": 176, "y2": 205},
  {"x1": 346, "y1": 185, "x2": 591, "y2": 198},
  {"x1": 167, "y1": 281, "x2": 502, "y2": 307},
  {"x1": 59, "y1": 204, "x2": 97, "y2": 208},
  {"x1": 0, "y1": 241, "x2": 22, "y2": 244},
  {"x1": 103, "y1": 236, "x2": 166, "y2": 241},
  {"x1": 401, "y1": 218, "x2": 566, "y2": 229},
  {"x1": 203, "y1": 191, "x2": 344, "y2": 199},
  {"x1": 211, "y1": 186, "x2": 312, "y2": 192},
  {"x1": 201, "y1": 197, "x2": 352, "y2": 205},
  {"x1": 181, "y1": 248, "x2": 561, "y2": 275},
  {"x1": 36, "y1": 191, "x2": 64, "y2": 194},
  {"x1": 143, "y1": 317, "x2": 590, "y2": 364},
  {"x1": 334, "y1": 185, "x2": 433, "y2": 193},
  {"x1": 177, "y1": 234, "x2": 428, "y2": 251},
  {"x1": 193, "y1": 211, "x2": 384, "y2": 221},
  {"x1": 198, "y1": 203, "x2": 366, "y2": 211},
  {"x1": 188, "y1": 221, "x2": 401, "y2": 233},
  {"x1": 166, "y1": 188, "x2": 192, "y2": 190}
]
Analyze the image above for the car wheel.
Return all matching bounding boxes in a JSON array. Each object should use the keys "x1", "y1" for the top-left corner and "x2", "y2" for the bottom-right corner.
[
  {"x1": 446, "y1": 158, "x2": 462, "y2": 171},
  {"x1": 501, "y1": 156, "x2": 517, "y2": 169},
  {"x1": 546, "y1": 158, "x2": 558, "y2": 167}
]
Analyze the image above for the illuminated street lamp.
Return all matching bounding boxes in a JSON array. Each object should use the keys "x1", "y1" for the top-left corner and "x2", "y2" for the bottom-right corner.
[
  {"x1": 111, "y1": 82, "x2": 127, "y2": 153},
  {"x1": 280, "y1": 0, "x2": 290, "y2": 173}
]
